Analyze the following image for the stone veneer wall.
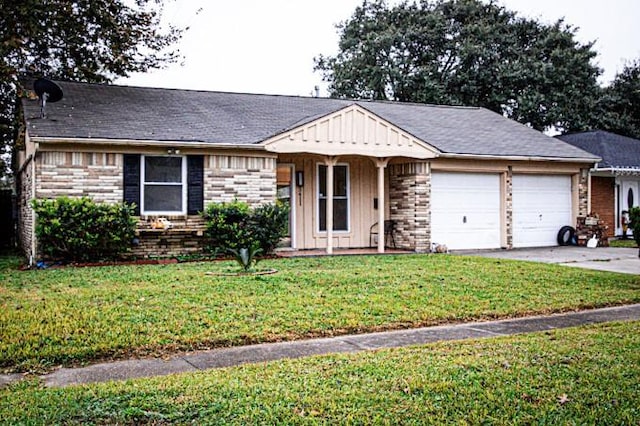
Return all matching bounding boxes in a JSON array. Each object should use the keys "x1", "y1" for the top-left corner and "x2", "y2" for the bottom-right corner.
[
  {"x1": 204, "y1": 155, "x2": 277, "y2": 206},
  {"x1": 37, "y1": 152, "x2": 123, "y2": 202},
  {"x1": 504, "y1": 167, "x2": 513, "y2": 249},
  {"x1": 16, "y1": 156, "x2": 34, "y2": 260},
  {"x1": 579, "y1": 169, "x2": 590, "y2": 218},
  {"x1": 388, "y1": 162, "x2": 430, "y2": 252},
  {"x1": 130, "y1": 216, "x2": 207, "y2": 258},
  {"x1": 24, "y1": 151, "x2": 278, "y2": 259}
]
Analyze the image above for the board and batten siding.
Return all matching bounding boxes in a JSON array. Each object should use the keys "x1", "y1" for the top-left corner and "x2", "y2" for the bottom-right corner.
[{"x1": 278, "y1": 154, "x2": 382, "y2": 250}]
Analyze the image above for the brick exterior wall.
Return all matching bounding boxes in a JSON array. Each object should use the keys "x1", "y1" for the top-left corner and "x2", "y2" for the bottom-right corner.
[
  {"x1": 590, "y1": 176, "x2": 615, "y2": 232},
  {"x1": 389, "y1": 162, "x2": 430, "y2": 252}
]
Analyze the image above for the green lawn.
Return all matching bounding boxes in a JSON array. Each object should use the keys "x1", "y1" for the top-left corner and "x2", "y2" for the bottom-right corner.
[
  {"x1": 609, "y1": 238, "x2": 638, "y2": 248},
  {"x1": 1, "y1": 321, "x2": 638, "y2": 424},
  {"x1": 2, "y1": 254, "x2": 639, "y2": 373}
]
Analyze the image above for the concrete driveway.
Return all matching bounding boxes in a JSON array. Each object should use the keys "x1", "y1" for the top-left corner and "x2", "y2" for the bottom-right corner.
[{"x1": 463, "y1": 246, "x2": 639, "y2": 274}]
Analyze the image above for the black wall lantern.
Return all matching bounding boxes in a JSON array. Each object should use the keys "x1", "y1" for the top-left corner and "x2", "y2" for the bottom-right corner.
[{"x1": 296, "y1": 171, "x2": 304, "y2": 187}]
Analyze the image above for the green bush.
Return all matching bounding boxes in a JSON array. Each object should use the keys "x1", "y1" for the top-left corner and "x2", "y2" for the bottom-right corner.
[
  {"x1": 202, "y1": 200, "x2": 289, "y2": 256},
  {"x1": 32, "y1": 197, "x2": 137, "y2": 262},
  {"x1": 251, "y1": 202, "x2": 291, "y2": 254},
  {"x1": 629, "y1": 207, "x2": 640, "y2": 250}
]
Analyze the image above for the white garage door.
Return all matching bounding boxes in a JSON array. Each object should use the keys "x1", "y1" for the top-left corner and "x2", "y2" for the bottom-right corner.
[
  {"x1": 512, "y1": 175, "x2": 572, "y2": 247},
  {"x1": 431, "y1": 172, "x2": 501, "y2": 250}
]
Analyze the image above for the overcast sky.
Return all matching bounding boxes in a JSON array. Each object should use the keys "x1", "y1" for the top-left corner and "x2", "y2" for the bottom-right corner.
[{"x1": 118, "y1": 0, "x2": 640, "y2": 96}]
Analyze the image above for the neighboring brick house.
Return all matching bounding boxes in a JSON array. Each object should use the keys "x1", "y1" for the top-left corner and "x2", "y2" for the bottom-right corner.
[
  {"x1": 15, "y1": 80, "x2": 598, "y2": 262},
  {"x1": 558, "y1": 131, "x2": 640, "y2": 237}
]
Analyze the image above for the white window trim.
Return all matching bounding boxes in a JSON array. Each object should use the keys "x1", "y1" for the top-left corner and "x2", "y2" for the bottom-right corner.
[
  {"x1": 140, "y1": 155, "x2": 187, "y2": 215},
  {"x1": 316, "y1": 162, "x2": 350, "y2": 233}
]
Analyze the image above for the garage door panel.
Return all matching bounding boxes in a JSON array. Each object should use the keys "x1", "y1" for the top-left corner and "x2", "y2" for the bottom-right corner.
[
  {"x1": 431, "y1": 172, "x2": 501, "y2": 250},
  {"x1": 513, "y1": 175, "x2": 572, "y2": 247}
]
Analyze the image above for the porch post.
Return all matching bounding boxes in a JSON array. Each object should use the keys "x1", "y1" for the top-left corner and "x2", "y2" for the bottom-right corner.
[
  {"x1": 325, "y1": 156, "x2": 338, "y2": 254},
  {"x1": 376, "y1": 158, "x2": 390, "y2": 253}
]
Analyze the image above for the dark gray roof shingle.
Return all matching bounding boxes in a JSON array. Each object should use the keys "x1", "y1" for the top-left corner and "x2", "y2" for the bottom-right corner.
[
  {"x1": 556, "y1": 131, "x2": 640, "y2": 169},
  {"x1": 22, "y1": 80, "x2": 597, "y2": 161}
]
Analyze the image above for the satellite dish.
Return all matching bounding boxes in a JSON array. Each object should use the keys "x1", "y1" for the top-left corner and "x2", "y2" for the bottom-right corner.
[{"x1": 33, "y1": 78, "x2": 63, "y2": 118}]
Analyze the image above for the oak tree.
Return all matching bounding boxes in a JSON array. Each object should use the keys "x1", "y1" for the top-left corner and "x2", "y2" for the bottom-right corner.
[
  {"x1": 593, "y1": 59, "x2": 640, "y2": 139},
  {"x1": 0, "y1": 0, "x2": 185, "y2": 185},
  {"x1": 315, "y1": 0, "x2": 602, "y2": 133}
]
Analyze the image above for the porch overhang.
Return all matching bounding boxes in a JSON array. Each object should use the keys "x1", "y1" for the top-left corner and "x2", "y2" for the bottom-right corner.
[{"x1": 261, "y1": 104, "x2": 439, "y2": 159}]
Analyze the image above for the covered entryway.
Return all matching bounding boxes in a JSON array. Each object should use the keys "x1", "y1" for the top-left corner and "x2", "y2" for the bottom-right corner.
[
  {"x1": 431, "y1": 172, "x2": 501, "y2": 250},
  {"x1": 512, "y1": 175, "x2": 572, "y2": 247},
  {"x1": 264, "y1": 104, "x2": 439, "y2": 253}
]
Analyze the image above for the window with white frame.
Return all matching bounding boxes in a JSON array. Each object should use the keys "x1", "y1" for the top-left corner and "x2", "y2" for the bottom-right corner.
[
  {"x1": 317, "y1": 164, "x2": 349, "y2": 232},
  {"x1": 141, "y1": 155, "x2": 186, "y2": 214}
]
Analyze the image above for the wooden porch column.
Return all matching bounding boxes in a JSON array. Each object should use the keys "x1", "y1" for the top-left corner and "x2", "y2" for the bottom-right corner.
[
  {"x1": 324, "y1": 156, "x2": 338, "y2": 254},
  {"x1": 375, "y1": 158, "x2": 390, "y2": 253}
]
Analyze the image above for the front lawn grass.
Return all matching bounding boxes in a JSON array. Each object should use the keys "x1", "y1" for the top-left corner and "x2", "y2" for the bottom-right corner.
[
  {"x1": 1, "y1": 321, "x2": 638, "y2": 424},
  {"x1": 609, "y1": 238, "x2": 638, "y2": 248},
  {"x1": 1, "y1": 254, "x2": 640, "y2": 372}
]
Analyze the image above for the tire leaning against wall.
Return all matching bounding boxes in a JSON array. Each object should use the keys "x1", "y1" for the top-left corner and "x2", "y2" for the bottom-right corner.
[{"x1": 557, "y1": 226, "x2": 575, "y2": 246}]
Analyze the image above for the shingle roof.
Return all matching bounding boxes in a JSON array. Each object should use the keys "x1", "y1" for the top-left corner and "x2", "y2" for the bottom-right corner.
[
  {"x1": 556, "y1": 131, "x2": 640, "y2": 170},
  {"x1": 22, "y1": 80, "x2": 597, "y2": 161}
]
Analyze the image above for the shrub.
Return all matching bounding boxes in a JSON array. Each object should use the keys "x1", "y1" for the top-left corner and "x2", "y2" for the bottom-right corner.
[
  {"x1": 32, "y1": 197, "x2": 137, "y2": 262},
  {"x1": 251, "y1": 202, "x2": 291, "y2": 254},
  {"x1": 228, "y1": 243, "x2": 263, "y2": 272},
  {"x1": 202, "y1": 200, "x2": 289, "y2": 256},
  {"x1": 629, "y1": 207, "x2": 640, "y2": 251}
]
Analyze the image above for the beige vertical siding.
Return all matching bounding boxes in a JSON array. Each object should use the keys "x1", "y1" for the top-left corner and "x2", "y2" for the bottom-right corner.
[{"x1": 278, "y1": 155, "x2": 379, "y2": 250}]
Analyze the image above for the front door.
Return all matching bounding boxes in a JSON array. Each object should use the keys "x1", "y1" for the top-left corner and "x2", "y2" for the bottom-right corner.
[{"x1": 276, "y1": 164, "x2": 295, "y2": 248}]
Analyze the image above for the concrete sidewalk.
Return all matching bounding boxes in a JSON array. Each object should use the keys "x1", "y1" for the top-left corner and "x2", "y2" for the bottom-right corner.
[{"x1": 2, "y1": 304, "x2": 638, "y2": 388}]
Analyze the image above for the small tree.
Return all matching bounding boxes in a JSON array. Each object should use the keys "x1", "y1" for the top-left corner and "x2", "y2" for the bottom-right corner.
[{"x1": 202, "y1": 200, "x2": 289, "y2": 257}]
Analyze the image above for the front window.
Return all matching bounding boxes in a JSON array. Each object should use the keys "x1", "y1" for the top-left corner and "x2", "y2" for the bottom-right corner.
[
  {"x1": 318, "y1": 164, "x2": 349, "y2": 232},
  {"x1": 141, "y1": 156, "x2": 186, "y2": 214}
]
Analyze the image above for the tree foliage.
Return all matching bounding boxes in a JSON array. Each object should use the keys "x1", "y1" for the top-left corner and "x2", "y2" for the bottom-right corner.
[
  {"x1": 202, "y1": 200, "x2": 290, "y2": 257},
  {"x1": 0, "y1": 0, "x2": 185, "y2": 185},
  {"x1": 592, "y1": 59, "x2": 640, "y2": 140},
  {"x1": 315, "y1": 0, "x2": 602, "y2": 133}
]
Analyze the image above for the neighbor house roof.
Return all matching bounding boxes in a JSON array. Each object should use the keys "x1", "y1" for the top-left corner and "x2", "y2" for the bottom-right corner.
[
  {"x1": 557, "y1": 131, "x2": 640, "y2": 171},
  {"x1": 22, "y1": 80, "x2": 598, "y2": 161}
]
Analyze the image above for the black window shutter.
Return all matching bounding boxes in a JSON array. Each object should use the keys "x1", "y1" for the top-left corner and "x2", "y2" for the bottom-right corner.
[
  {"x1": 187, "y1": 155, "x2": 204, "y2": 215},
  {"x1": 123, "y1": 154, "x2": 141, "y2": 215}
]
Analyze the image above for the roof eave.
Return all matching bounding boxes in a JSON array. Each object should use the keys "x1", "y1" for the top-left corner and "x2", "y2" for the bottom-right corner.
[
  {"x1": 592, "y1": 166, "x2": 640, "y2": 176},
  {"x1": 29, "y1": 136, "x2": 267, "y2": 151},
  {"x1": 439, "y1": 152, "x2": 601, "y2": 163}
]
